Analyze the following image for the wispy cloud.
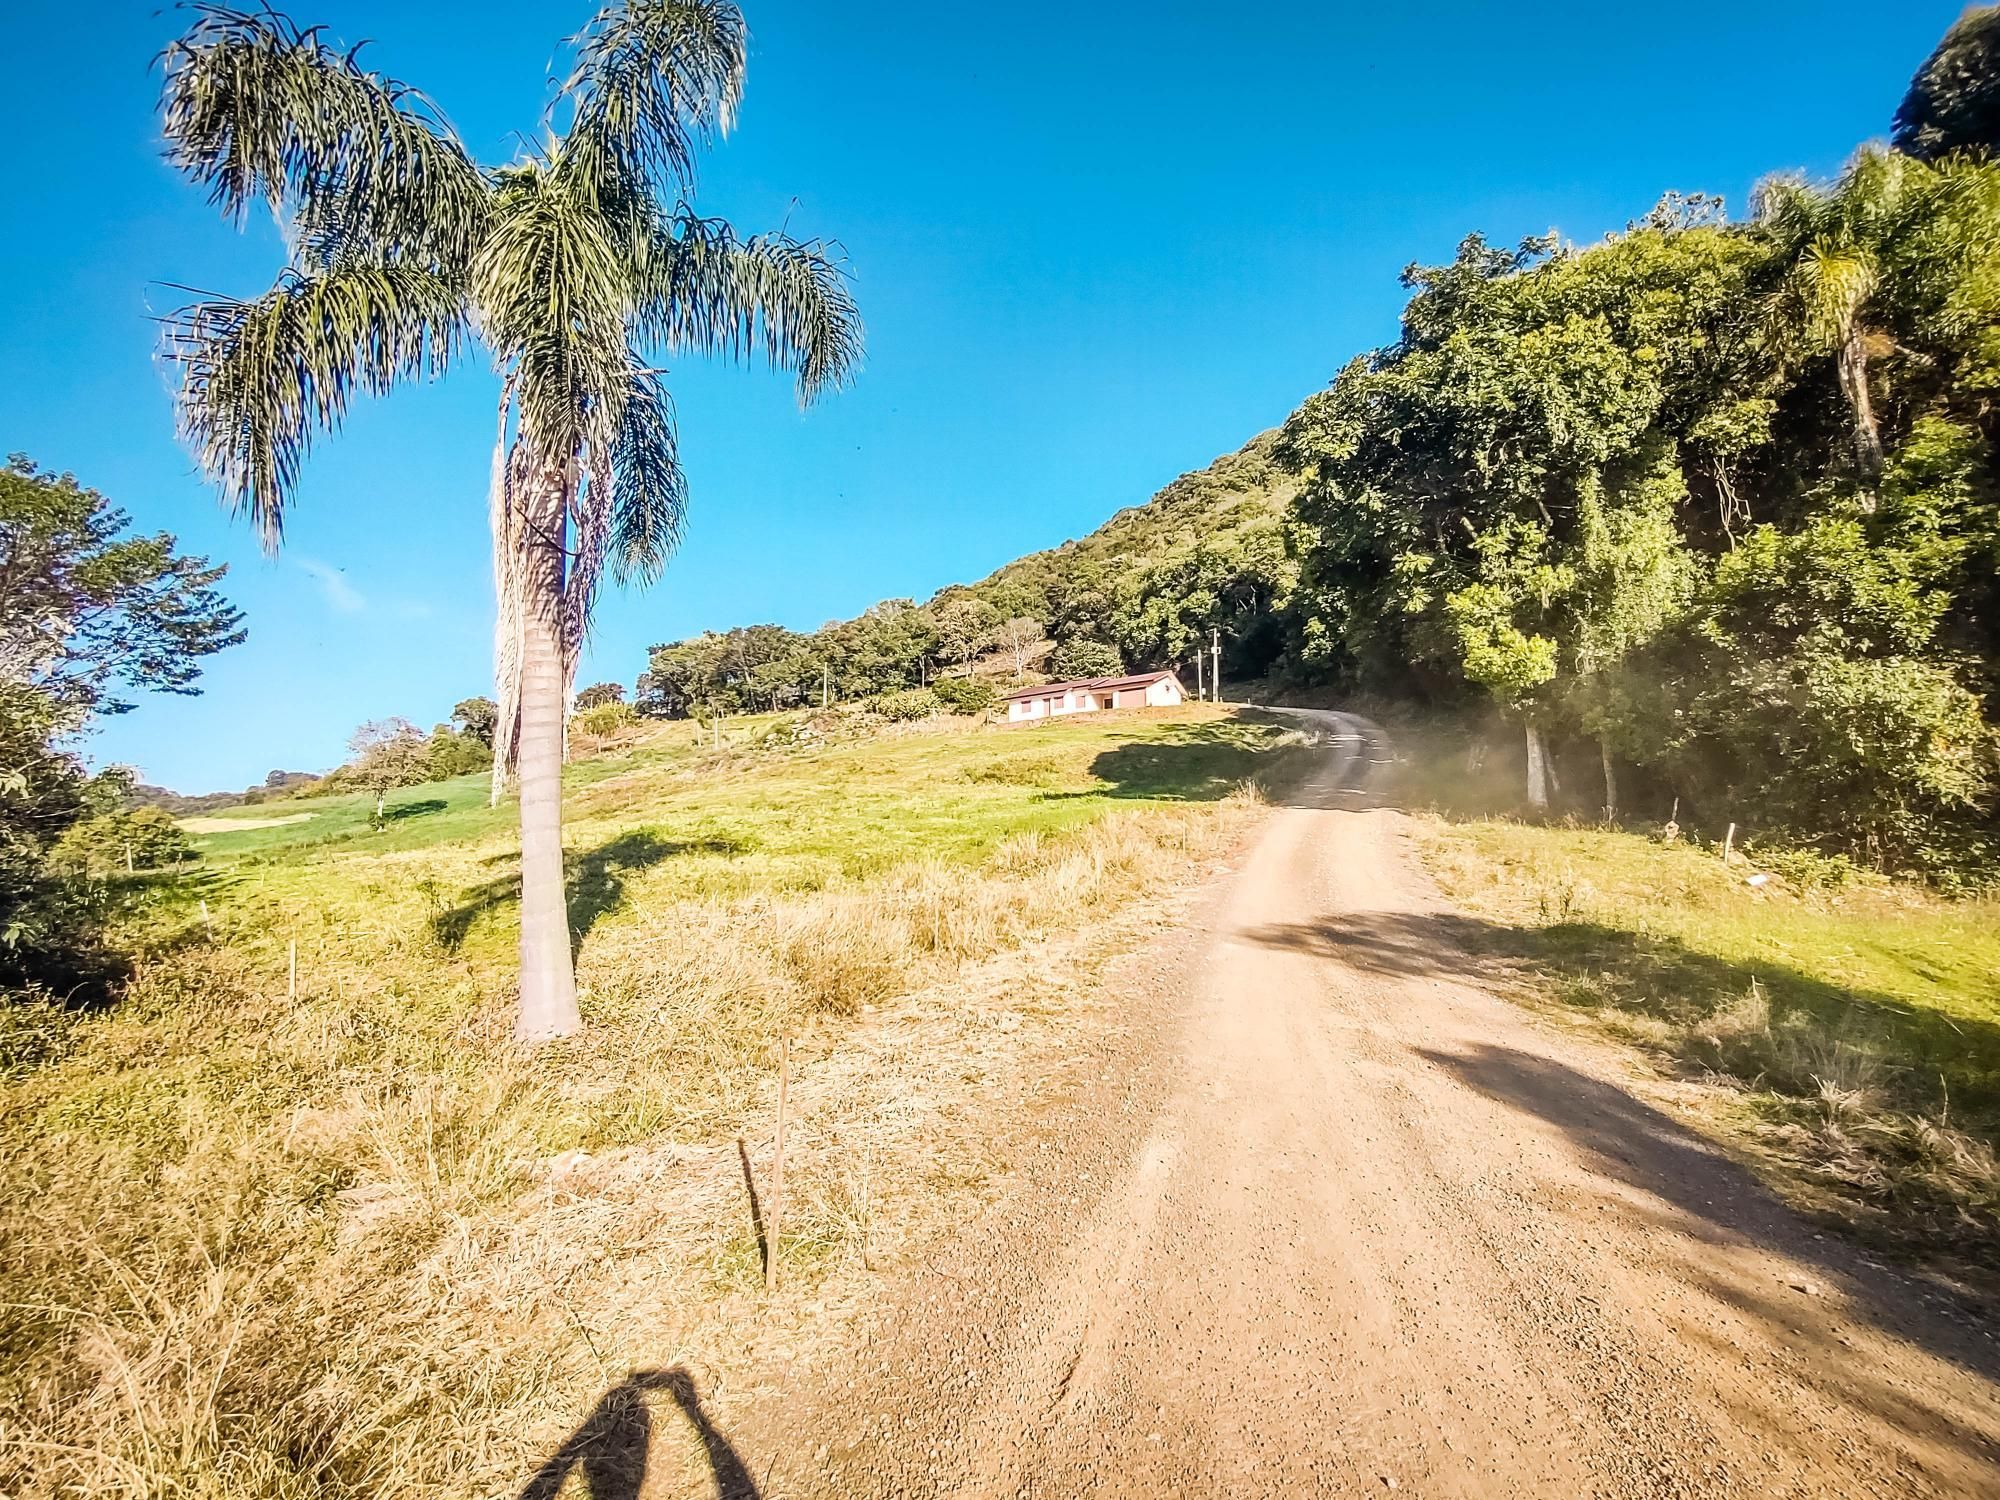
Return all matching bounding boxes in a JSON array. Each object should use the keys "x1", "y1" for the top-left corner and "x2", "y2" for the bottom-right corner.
[{"x1": 296, "y1": 557, "x2": 367, "y2": 614}]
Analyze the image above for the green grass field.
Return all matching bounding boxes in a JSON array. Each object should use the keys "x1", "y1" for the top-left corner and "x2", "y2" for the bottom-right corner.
[
  {"x1": 165, "y1": 706, "x2": 1297, "y2": 969},
  {"x1": 1397, "y1": 730, "x2": 2000, "y2": 1271}
]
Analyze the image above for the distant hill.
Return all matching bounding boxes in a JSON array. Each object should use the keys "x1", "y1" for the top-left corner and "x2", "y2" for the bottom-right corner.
[
  {"x1": 636, "y1": 427, "x2": 1302, "y2": 713},
  {"x1": 128, "y1": 770, "x2": 322, "y2": 816},
  {"x1": 972, "y1": 431, "x2": 1295, "y2": 595}
]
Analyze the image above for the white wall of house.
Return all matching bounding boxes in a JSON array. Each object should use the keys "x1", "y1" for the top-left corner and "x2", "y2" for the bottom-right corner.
[{"x1": 1007, "y1": 673, "x2": 1182, "y2": 722}]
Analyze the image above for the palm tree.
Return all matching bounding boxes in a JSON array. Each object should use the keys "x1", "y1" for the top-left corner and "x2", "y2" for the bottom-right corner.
[
  {"x1": 160, "y1": 2, "x2": 860, "y2": 1041},
  {"x1": 1753, "y1": 147, "x2": 1921, "y2": 484}
]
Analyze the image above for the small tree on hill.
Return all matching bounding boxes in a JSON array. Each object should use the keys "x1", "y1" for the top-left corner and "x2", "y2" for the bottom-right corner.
[
  {"x1": 574, "y1": 681, "x2": 625, "y2": 710},
  {"x1": 451, "y1": 697, "x2": 498, "y2": 748},
  {"x1": 993, "y1": 616, "x2": 1043, "y2": 680},
  {"x1": 51, "y1": 806, "x2": 194, "y2": 875},
  {"x1": 348, "y1": 718, "x2": 430, "y2": 827}
]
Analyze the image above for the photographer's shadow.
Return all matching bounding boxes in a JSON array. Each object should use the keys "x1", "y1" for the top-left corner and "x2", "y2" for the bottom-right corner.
[{"x1": 516, "y1": 1366, "x2": 759, "y2": 1500}]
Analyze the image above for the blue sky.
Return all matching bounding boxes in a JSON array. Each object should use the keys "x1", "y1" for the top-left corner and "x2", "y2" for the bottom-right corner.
[{"x1": 0, "y1": 1, "x2": 1958, "y2": 791}]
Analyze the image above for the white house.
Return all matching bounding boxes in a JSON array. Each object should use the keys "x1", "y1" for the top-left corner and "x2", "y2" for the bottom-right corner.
[{"x1": 1002, "y1": 670, "x2": 1186, "y2": 723}]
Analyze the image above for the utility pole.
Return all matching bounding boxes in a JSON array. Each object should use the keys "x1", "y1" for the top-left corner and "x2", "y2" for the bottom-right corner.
[{"x1": 1211, "y1": 626, "x2": 1222, "y2": 704}]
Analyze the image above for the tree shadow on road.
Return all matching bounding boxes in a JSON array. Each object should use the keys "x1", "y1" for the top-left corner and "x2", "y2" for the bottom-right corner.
[
  {"x1": 1237, "y1": 904, "x2": 2000, "y2": 1399},
  {"x1": 1410, "y1": 1040, "x2": 2000, "y2": 1464},
  {"x1": 1064, "y1": 712, "x2": 1391, "y2": 809},
  {"x1": 516, "y1": 1365, "x2": 760, "y2": 1499},
  {"x1": 1235, "y1": 907, "x2": 2000, "y2": 1125}
]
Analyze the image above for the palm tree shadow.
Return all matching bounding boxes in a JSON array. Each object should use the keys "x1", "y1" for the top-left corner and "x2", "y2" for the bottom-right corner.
[
  {"x1": 430, "y1": 829, "x2": 746, "y2": 955},
  {"x1": 516, "y1": 1366, "x2": 761, "y2": 1500}
]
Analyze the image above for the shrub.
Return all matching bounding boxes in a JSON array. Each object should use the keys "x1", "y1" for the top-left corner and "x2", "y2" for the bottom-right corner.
[
  {"x1": 931, "y1": 676, "x2": 996, "y2": 715},
  {"x1": 50, "y1": 806, "x2": 193, "y2": 875},
  {"x1": 870, "y1": 687, "x2": 942, "y2": 721},
  {"x1": 572, "y1": 701, "x2": 639, "y2": 737}
]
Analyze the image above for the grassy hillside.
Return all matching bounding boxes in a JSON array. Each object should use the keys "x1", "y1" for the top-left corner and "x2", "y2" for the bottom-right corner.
[
  {"x1": 1396, "y1": 728, "x2": 2000, "y2": 1275},
  {"x1": 0, "y1": 705, "x2": 1308, "y2": 1499}
]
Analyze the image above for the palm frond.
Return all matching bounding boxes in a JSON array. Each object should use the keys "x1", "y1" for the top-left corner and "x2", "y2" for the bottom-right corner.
[
  {"x1": 159, "y1": 5, "x2": 488, "y2": 272},
  {"x1": 475, "y1": 164, "x2": 635, "y2": 460},
  {"x1": 557, "y1": 0, "x2": 747, "y2": 205},
  {"x1": 165, "y1": 263, "x2": 465, "y2": 545},
  {"x1": 641, "y1": 213, "x2": 863, "y2": 401},
  {"x1": 608, "y1": 366, "x2": 688, "y2": 583},
  {"x1": 1788, "y1": 243, "x2": 1878, "y2": 348}
]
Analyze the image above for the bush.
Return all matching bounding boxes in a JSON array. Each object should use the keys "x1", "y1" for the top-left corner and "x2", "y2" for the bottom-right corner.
[
  {"x1": 572, "y1": 701, "x2": 639, "y2": 737},
  {"x1": 870, "y1": 687, "x2": 943, "y2": 720},
  {"x1": 931, "y1": 676, "x2": 997, "y2": 715},
  {"x1": 50, "y1": 807, "x2": 193, "y2": 875}
]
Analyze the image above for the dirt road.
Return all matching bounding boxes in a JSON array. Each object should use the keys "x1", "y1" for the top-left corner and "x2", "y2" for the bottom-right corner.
[{"x1": 743, "y1": 711, "x2": 2000, "y2": 1498}]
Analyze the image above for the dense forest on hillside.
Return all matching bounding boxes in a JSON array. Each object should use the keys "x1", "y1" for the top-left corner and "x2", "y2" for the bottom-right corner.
[
  {"x1": 638, "y1": 13, "x2": 2000, "y2": 880},
  {"x1": 635, "y1": 433, "x2": 1296, "y2": 716}
]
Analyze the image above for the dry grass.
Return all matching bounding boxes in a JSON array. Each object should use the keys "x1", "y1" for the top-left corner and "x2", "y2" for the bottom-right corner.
[{"x1": 0, "y1": 711, "x2": 1289, "y2": 1499}]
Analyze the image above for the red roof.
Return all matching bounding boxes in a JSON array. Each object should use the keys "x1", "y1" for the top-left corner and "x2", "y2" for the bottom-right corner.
[{"x1": 1000, "y1": 671, "x2": 1177, "y2": 703}]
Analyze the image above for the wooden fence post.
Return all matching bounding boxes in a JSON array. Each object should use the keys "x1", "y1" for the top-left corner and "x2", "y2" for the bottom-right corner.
[{"x1": 766, "y1": 1034, "x2": 791, "y2": 1292}]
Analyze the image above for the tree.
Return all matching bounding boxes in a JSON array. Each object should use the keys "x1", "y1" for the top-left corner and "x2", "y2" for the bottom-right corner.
[
  {"x1": 50, "y1": 806, "x2": 194, "y2": 876},
  {"x1": 932, "y1": 596, "x2": 995, "y2": 674},
  {"x1": 426, "y1": 723, "x2": 493, "y2": 780},
  {"x1": 0, "y1": 457, "x2": 243, "y2": 713},
  {"x1": 1051, "y1": 638, "x2": 1122, "y2": 679},
  {"x1": 160, "y1": 3, "x2": 860, "y2": 1040},
  {"x1": 1896, "y1": 5, "x2": 2000, "y2": 162},
  {"x1": 346, "y1": 718, "x2": 430, "y2": 826},
  {"x1": 452, "y1": 696, "x2": 498, "y2": 748},
  {"x1": 574, "y1": 681, "x2": 625, "y2": 710},
  {"x1": 992, "y1": 617, "x2": 1044, "y2": 679}
]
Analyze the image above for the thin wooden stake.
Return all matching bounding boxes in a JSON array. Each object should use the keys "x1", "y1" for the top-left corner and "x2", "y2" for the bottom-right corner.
[
  {"x1": 766, "y1": 1034, "x2": 791, "y2": 1292},
  {"x1": 1722, "y1": 822, "x2": 1737, "y2": 863},
  {"x1": 288, "y1": 939, "x2": 298, "y2": 1002}
]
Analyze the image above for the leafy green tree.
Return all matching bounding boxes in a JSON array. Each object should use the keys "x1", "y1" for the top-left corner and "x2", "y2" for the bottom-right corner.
[
  {"x1": 452, "y1": 696, "x2": 498, "y2": 748},
  {"x1": 1896, "y1": 5, "x2": 2000, "y2": 162},
  {"x1": 574, "y1": 681, "x2": 625, "y2": 710},
  {"x1": 426, "y1": 724, "x2": 492, "y2": 780},
  {"x1": 0, "y1": 682, "x2": 101, "y2": 995},
  {"x1": 160, "y1": 3, "x2": 859, "y2": 1039},
  {"x1": 347, "y1": 718, "x2": 430, "y2": 827},
  {"x1": 932, "y1": 596, "x2": 996, "y2": 674},
  {"x1": 50, "y1": 806, "x2": 194, "y2": 876},
  {"x1": 572, "y1": 701, "x2": 639, "y2": 736},
  {"x1": 1050, "y1": 638, "x2": 1122, "y2": 679},
  {"x1": 0, "y1": 457, "x2": 243, "y2": 713},
  {"x1": 1283, "y1": 219, "x2": 1766, "y2": 803},
  {"x1": 1756, "y1": 150, "x2": 1910, "y2": 482}
]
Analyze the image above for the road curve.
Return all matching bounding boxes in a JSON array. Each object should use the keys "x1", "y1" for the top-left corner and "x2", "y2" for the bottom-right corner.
[{"x1": 752, "y1": 711, "x2": 2000, "y2": 1498}]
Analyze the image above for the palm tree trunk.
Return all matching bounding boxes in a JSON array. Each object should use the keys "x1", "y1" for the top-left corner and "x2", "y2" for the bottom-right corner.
[
  {"x1": 1837, "y1": 325, "x2": 1885, "y2": 482},
  {"x1": 514, "y1": 476, "x2": 580, "y2": 1042},
  {"x1": 1525, "y1": 722, "x2": 1551, "y2": 810}
]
